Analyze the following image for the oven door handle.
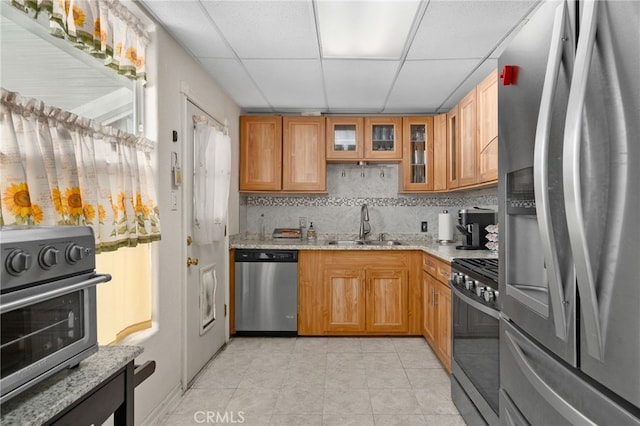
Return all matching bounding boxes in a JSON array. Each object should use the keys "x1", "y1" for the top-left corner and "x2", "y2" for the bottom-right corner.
[
  {"x1": 451, "y1": 285, "x2": 499, "y2": 320},
  {"x1": 0, "y1": 274, "x2": 111, "y2": 312}
]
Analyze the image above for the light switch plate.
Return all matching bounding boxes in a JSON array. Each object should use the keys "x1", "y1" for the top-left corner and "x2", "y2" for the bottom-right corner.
[
  {"x1": 299, "y1": 217, "x2": 307, "y2": 228},
  {"x1": 421, "y1": 221, "x2": 428, "y2": 232}
]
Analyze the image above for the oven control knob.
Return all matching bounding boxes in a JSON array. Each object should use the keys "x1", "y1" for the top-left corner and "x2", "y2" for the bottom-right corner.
[
  {"x1": 6, "y1": 249, "x2": 32, "y2": 275},
  {"x1": 465, "y1": 279, "x2": 476, "y2": 291},
  {"x1": 39, "y1": 246, "x2": 60, "y2": 269},
  {"x1": 453, "y1": 273, "x2": 464, "y2": 285},
  {"x1": 66, "y1": 244, "x2": 88, "y2": 264},
  {"x1": 476, "y1": 285, "x2": 486, "y2": 298},
  {"x1": 483, "y1": 289, "x2": 495, "y2": 302}
]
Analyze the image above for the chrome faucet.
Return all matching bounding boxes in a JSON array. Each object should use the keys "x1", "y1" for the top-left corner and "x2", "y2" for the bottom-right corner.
[{"x1": 359, "y1": 204, "x2": 371, "y2": 240}]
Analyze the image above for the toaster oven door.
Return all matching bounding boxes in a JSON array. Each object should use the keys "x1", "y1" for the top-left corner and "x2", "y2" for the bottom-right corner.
[{"x1": 0, "y1": 273, "x2": 108, "y2": 402}]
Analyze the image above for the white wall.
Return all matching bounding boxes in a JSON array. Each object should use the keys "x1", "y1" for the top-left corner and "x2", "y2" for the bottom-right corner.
[{"x1": 133, "y1": 23, "x2": 240, "y2": 424}]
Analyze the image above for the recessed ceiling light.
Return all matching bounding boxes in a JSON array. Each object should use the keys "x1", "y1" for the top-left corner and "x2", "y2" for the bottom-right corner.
[{"x1": 316, "y1": 0, "x2": 420, "y2": 59}]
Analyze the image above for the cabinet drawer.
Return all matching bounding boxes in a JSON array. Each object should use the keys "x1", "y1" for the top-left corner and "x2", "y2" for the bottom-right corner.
[
  {"x1": 436, "y1": 261, "x2": 451, "y2": 284},
  {"x1": 422, "y1": 254, "x2": 438, "y2": 276}
]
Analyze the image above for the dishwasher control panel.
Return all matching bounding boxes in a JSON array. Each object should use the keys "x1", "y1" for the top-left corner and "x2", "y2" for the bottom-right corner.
[{"x1": 234, "y1": 250, "x2": 298, "y2": 262}]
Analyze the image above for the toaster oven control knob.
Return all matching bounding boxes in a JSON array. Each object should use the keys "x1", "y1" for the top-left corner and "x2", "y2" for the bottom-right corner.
[
  {"x1": 483, "y1": 289, "x2": 495, "y2": 302},
  {"x1": 66, "y1": 244, "x2": 87, "y2": 264},
  {"x1": 6, "y1": 249, "x2": 32, "y2": 275},
  {"x1": 39, "y1": 246, "x2": 60, "y2": 269}
]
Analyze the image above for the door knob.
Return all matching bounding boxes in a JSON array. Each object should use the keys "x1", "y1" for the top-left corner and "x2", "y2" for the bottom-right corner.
[
  {"x1": 186, "y1": 236, "x2": 193, "y2": 246},
  {"x1": 187, "y1": 257, "x2": 199, "y2": 267}
]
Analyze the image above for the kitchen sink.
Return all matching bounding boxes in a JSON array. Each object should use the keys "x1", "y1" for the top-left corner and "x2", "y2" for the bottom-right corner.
[
  {"x1": 362, "y1": 240, "x2": 403, "y2": 246},
  {"x1": 326, "y1": 240, "x2": 365, "y2": 246},
  {"x1": 326, "y1": 240, "x2": 403, "y2": 246}
]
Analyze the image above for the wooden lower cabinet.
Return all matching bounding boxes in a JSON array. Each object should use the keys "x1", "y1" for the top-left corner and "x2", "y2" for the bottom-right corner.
[
  {"x1": 299, "y1": 250, "x2": 420, "y2": 336},
  {"x1": 422, "y1": 253, "x2": 452, "y2": 373}
]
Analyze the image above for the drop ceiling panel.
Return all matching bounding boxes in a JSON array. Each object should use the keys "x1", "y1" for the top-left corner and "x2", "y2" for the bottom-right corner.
[
  {"x1": 408, "y1": 0, "x2": 537, "y2": 60},
  {"x1": 141, "y1": 1, "x2": 234, "y2": 58},
  {"x1": 201, "y1": 0, "x2": 319, "y2": 59},
  {"x1": 323, "y1": 60, "x2": 399, "y2": 111},
  {"x1": 384, "y1": 59, "x2": 480, "y2": 113},
  {"x1": 243, "y1": 59, "x2": 325, "y2": 110},
  {"x1": 198, "y1": 58, "x2": 270, "y2": 110}
]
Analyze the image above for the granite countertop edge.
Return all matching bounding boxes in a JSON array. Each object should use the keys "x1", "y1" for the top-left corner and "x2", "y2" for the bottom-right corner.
[
  {"x1": 229, "y1": 235, "x2": 498, "y2": 263},
  {"x1": 1, "y1": 345, "x2": 143, "y2": 425}
]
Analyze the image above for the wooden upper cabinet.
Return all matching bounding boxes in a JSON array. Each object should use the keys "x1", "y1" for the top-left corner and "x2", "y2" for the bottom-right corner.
[
  {"x1": 477, "y1": 71, "x2": 499, "y2": 183},
  {"x1": 433, "y1": 114, "x2": 448, "y2": 191},
  {"x1": 282, "y1": 117, "x2": 326, "y2": 192},
  {"x1": 401, "y1": 116, "x2": 434, "y2": 192},
  {"x1": 447, "y1": 105, "x2": 459, "y2": 190},
  {"x1": 240, "y1": 116, "x2": 282, "y2": 191},
  {"x1": 458, "y1": 88, "x2": 478, "y2": 187},
  {"x1": 326, "y1": 116, "x2": 364, "y2": 161},
  {"x1": 364, "y1": 117, "x2": 403, "y2": 160},
  {"x1": 366, "y1": 268, "x2": 409, "y2": 333}
]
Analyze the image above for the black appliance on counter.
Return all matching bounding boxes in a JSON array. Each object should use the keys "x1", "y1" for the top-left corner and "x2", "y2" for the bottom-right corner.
[
  {"x1": 450, "y1": 258, "x2": 500, "y2": 425},
  {"x1": 0, "y1": 226, "x2": 111, "y2": 403},
  {"x1": 456, "y1": 209, "x2": 496, "y2": 250}
]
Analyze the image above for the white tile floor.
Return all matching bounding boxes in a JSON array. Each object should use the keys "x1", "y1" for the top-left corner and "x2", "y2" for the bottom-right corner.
[{"x1": 160, "y1": 337, "x2": 465, "y2": 426}]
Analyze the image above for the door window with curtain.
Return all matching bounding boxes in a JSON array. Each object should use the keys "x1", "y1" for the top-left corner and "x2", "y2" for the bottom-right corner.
[{"x1": 0, "y1": 0, "x2": 158, "y2": 345}]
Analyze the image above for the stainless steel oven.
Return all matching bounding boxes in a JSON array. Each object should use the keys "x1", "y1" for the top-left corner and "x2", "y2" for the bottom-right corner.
[
  {"x1": 0, "y1": 226, "x2": 111, "y2": 403},
  {"x1": 450, "y1": 258, "x2": 500, "y2": 426}
]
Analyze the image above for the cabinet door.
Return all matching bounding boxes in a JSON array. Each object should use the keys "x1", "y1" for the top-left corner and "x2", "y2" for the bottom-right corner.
[
  {"x1": 435, "y1": 283, "x2": 452, "y2": 372},
  {"x1": 401, "y1": 116, "x2": 434, "y2": 192},
  {"x1": 239, "y1": 116, "x2": 282, "y2": 191},
  {"x1": 364, "y1": 117, "x2": 403, "y2": 160},
  {"x1": 458, "y1": 89, "x2": 478, "y2": 187},
  {"x1": 446, "y1": 105, "x2": 459, "y2": 189},
  {"x1": 326, "y1": 116, "x2": 364, "y2": 160},
  {"x1": 324, "y1": 268, "x2": 366, "y2": 333},
  {"x1": 282, "y1": 117, "x2": 326, "y2": 192},
  {"x1": 422, "y1": 272, "x2": 436, "y2": 345},
  {"x1": 366, "y1": 269, "x2": 409, "y2": 333},
  {"x1": 477, "y1": 71, "x2": 499, "y2": 183},
  {"x1": 433, "y1": 114, "x2": 448, "y2": 191}
]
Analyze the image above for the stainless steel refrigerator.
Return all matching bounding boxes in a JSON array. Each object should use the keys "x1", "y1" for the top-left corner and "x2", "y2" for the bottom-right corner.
[{"x1": 498, "y1": 0, "x2": 640, "y2": 424}]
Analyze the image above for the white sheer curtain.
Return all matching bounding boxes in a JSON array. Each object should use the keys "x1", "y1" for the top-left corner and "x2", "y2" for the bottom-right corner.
[
  {"x1": 0, "y1": 88, "x2": 161, "y2": 251},
  {"x1": 192, "y1": 116, "x2": 231, "y2": 245}
]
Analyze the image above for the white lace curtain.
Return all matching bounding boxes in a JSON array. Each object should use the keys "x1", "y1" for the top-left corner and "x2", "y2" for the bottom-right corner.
[
  {"x1": 0, "y1": 88, "x2": 161, "y2": 251},
  {"x1": 192, "y1": 116, "x2": 231, "y2": 245},
  {"x1": 12, "y1": 0, "x2": 150, "y2": 82}
]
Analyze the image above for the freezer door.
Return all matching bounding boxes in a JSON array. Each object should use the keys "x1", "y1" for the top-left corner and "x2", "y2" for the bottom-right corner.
[
  {"x1": 500, "y1": 319, "x2": 640, "y2": 426},
  {"x1": 498, "y1": 0, "x2": 577, "y2": 365},
  {"x1": 563, "y1": 0, "x2": 640, "y2": 408}
]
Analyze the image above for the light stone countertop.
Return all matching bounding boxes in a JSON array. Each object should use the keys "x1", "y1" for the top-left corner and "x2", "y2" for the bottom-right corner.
[
  {"x1": 230, "y1": 233, "x2": 498, "y2": 263},
  {"x1": 1, "y1": 345, "x2": 143, "y2": 425}
]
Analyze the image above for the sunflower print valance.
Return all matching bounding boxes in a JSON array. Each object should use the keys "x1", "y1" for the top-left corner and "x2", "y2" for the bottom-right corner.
[
  {"x1": 1, "y1": 88, "x2": 161, "y2": 252},
  {"x1": 11, "y1": 0, "x2": 150, "y2": 83}
]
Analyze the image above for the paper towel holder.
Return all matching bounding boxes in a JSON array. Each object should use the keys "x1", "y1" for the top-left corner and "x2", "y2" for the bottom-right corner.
[{"x1": 437, "y1": 209, "x2": 455, "y2": 245}]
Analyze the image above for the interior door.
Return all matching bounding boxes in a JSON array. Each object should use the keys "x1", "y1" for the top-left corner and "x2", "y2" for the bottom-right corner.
[{"x1": 183, "y1": 100, "x2": 227, "y2": 387}]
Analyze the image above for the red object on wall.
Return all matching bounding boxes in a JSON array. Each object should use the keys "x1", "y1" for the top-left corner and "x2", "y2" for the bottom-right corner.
[{"x1": 500, "y1": 65, "x2": 518, "y2": 85}]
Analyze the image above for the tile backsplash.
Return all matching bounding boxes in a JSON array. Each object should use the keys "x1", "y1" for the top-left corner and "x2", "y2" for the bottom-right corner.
[{"x1": 241, "y1": 164, "x2": 497, "y2": 240}]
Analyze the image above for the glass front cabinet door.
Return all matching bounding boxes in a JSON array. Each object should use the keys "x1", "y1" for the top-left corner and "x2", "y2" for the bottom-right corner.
[
  {"x1": 401, "y1": 116, "x2": 434, "y2": 192},
  {"x1": 326, "y1": 117, "x2": 364, "y2": 160},
  {"x1": 364, "y1": 117, "x2": 403, "y2": 160}
]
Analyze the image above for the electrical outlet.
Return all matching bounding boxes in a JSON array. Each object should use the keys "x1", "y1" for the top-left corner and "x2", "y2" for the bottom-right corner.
[
  {"x1": 421, "y1": 221, "x2": 428, "y2": 232},
  {"x1": 299, "y1": 217, "x2": 307, "y2": 228}
]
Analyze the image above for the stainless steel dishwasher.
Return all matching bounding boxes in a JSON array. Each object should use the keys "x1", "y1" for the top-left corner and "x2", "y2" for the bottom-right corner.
[{"x1": 234, "y1": 249, "x2": 298, "y2": 335}]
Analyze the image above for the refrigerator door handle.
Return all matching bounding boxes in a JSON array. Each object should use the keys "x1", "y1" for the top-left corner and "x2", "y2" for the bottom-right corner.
[
  {"x1": 563, "y1": 0, "x2": 603, "y2": 361},
  {"x1": 504, "y1": 329, "x2": 597, "y2": 426},
  {"x1": 533, "y1": 1, "x2": 574, "y2": 341}
]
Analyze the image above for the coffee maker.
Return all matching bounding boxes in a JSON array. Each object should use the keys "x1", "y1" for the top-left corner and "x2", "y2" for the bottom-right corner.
[{"x1": 456, "y1": 208, "x2": 496, "y2": 250}]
